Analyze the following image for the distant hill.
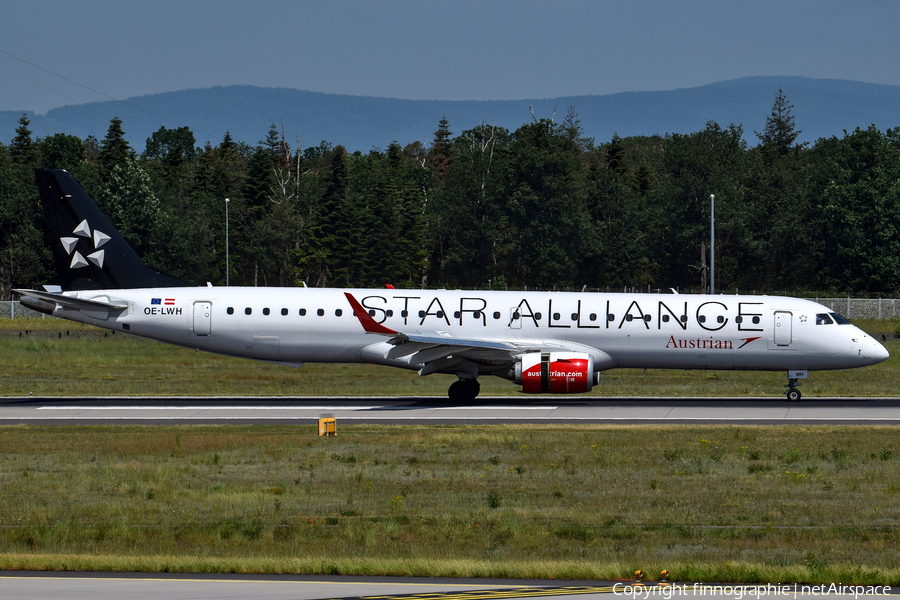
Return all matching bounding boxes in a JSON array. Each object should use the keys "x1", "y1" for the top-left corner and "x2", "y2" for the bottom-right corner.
[{"x1": 3, "y1": 77, "x2": 900, "y2": 152}]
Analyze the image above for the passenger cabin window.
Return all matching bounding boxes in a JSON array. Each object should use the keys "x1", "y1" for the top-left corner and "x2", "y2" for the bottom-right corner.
[
  {"x1": 493, "y1": 312, "x2": 501, "y2": 319},
  {"x1": 281, "y1": 308, "x2": 288, "y2": 316},
  {"x1": 317, "y1": 309, "x2": 324, "y2": 316},
  {"x1": 816, "y1": 313, "x2": 833, "y2": 325},
  {"x1": 299, "y1": 308, "x2": 307, "y2": 316},
  {"x1": 244, "y1": 307, "x2": 252, "y2": 315},
  {"x1": 335, "y1": 309, "x2": 342, "y2": 317},
  {"x1": 227, "y1": 307, "x2": 234, "y2": 315},
  {"x1": 263, "y1": 308, "x2": 270, "y2": 315}
]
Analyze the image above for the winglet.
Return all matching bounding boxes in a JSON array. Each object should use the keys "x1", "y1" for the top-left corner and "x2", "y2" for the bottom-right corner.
[{"x1": 344, "y1": 292, "x2": 398, "y2": 335}]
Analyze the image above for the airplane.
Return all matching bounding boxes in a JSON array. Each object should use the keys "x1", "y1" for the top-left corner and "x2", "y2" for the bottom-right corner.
[{"x1": 16, "y1": 168, "x2": 889, "y2": 402}]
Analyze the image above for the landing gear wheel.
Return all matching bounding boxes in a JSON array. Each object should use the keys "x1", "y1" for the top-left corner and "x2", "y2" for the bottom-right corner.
[
  {"x1": 784, "y1": 376, "x2": 802, "y2": 402},
  {"x1": 448, "y1": 379, "x2": 480, "y2": 402}
]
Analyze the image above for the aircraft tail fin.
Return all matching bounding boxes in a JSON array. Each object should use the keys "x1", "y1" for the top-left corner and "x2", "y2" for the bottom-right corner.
[{"x1": 34, "y1": 168, "x2": 192, "y2": 290}]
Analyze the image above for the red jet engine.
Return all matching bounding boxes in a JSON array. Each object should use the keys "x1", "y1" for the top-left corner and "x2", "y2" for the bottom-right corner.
[{"x1": 515, "y1": 352, "x2": 595, "y2": 394}]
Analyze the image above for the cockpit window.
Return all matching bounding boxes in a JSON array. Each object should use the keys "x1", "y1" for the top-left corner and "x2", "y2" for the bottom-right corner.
[
  {"x1": 815, "y1": 313, "x2": 833, "y2": 325},
  {"x1": 829, "y1": 312, "x2": 851, "y2": 325}
]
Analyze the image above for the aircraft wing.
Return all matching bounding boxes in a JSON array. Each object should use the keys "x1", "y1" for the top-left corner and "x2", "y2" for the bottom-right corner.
[
  {"x1": 15, "y1": 289, "x2": 128, "y2": 314},
  {"x1": 344, "y1": 292, "x2": 618, "y2": 374}
]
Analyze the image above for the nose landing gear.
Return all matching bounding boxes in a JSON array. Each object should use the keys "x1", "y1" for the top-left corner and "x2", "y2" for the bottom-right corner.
[{"x1": 784, "y1": 370, "x2": 807, "y2": 402}]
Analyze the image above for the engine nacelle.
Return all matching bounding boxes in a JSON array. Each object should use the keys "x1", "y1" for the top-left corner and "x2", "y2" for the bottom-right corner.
[{"x1": 515, "y1": 352, "x2": 595, "y2": 394}]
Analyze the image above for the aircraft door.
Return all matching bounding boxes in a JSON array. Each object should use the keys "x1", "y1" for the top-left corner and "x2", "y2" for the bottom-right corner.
[
  {"x1": 508, "y1": 307, "x2": 522, "y2": 329},
  {"x1": 193, "y1": 301, "x2": 212, "y2": 336},
  {"x1": 774, "y1": 311, "x2": 792, "y2": 346}
]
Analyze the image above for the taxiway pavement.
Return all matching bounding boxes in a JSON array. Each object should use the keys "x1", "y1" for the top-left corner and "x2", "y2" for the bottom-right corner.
[
  {"x1": 0, "y1": 573, "x2": 887, "y2": 600},
  {"x1": 2, "y1": 396, "x2": 900, "y2": 425}
]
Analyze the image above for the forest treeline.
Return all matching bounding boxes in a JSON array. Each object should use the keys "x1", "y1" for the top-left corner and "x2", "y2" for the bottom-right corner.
[{"x1": 1, "y1": 90, "x2": 899, "y2": 299}]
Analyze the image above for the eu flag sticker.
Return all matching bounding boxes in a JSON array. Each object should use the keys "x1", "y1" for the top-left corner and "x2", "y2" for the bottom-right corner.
[{"x1": 151, "y1": 298, "x2": 161, "y2": 305}]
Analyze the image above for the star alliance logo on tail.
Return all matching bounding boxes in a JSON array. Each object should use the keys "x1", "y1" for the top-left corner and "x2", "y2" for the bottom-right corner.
[{"x1": 59, "y1": 219, "x2": 110, "y2": 269}]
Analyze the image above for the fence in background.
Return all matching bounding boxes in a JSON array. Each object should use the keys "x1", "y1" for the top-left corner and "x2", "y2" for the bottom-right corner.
[
  {"x1": 1, "y1": 301, "x2": 47, "y2": 320},
  {"x1": 808, "y1": 298, "x2": 900, "y2": 320}
]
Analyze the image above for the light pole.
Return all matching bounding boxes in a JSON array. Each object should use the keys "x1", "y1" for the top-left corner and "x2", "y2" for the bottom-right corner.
[
  {"x1": 710, "y1": 194, "x2": 715, "y2": 295},
  {"x1": 225, "y1": 198, "x2": 230, "y2": 286}
]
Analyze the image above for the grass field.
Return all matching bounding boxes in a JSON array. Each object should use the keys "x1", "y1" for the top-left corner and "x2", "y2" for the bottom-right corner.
[
  {"x1": 1, "y1": 316, "x2": 898, "y2": 397},
  {"x1": 2, "y1": 317, "x2": 900, "y2": 583},
  {"x1": 1, "y1": 424, "x2": 899, "y2": 583}
]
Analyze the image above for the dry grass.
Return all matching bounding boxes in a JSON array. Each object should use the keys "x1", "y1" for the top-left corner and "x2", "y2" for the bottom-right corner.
[{"x1": 1, "y1": 424, "x2": 899, "y2": 582}]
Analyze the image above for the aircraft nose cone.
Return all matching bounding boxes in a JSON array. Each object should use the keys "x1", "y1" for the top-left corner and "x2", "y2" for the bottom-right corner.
[{"x1": 871, "y1": 339, "x2": 890, "y2": 364}]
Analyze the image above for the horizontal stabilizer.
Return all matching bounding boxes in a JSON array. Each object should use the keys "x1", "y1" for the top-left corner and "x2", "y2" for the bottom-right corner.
[{"x1": 15, "y1": 289, "x2": 128, "y2": 314}]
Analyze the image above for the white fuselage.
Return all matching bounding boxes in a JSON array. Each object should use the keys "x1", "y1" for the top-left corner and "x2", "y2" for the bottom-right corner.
[{"x1": 51, "y1": 287, "x2": 888, "y2": 376}]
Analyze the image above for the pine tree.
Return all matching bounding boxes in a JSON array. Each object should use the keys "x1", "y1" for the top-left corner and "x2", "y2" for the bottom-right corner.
[
  {"x1": 309, "y1": 146, "x2": 351, "y2": 286},
  {"x1": 262, "y1": 123, "x2": 284, "y2": 164},
  {"x1": 431, "y1": 117, "x2": 452, "y2": 179},
  {"x1": 98, "y1": 117, "x2": 134, "y2": 172},
  {"x1": 561, "y1": 105, "x2": 591, "y2": 150},
  {"x1": 220, "y1": 131, "x2": 236, "y2": 154},
  {"x1": 10, "y1": 114, "x2": 37, "y2": 165},
  {"x1": 606, "y1": 133, "x2": 626, "y2": 174},
  {"x1": 756, "y1": 88, "x2": 806, "y2": 155}
]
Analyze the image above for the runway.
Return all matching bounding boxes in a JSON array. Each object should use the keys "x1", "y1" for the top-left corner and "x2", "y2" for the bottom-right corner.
[
  {"x1": 0, "y1": 573, "x2": 891, "y2": 600},
  {"x1": 0, "y1": 573, "x2": 599, "y2": 600},
  {"x1": 2, "y1": 396, "x2": 900, "y2": 424}
]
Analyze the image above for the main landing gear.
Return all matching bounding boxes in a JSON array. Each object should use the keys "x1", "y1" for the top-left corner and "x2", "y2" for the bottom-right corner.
[{"x1": 448, "y1": 379, "x2": 480, "y2": 403}]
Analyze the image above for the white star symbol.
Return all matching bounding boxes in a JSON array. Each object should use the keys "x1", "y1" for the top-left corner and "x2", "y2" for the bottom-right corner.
[{"x1": 59, "y1": 220, "x2": 110, "y2": 269}]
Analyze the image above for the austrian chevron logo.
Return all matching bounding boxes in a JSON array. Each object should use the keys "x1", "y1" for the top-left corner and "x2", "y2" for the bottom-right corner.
[{"x1": 59, "y1": 219, "x2": 111, "y2": 269}]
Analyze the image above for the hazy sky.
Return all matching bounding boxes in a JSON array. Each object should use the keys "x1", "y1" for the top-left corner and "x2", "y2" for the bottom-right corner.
[{"x1": 2, "y1": 0, "x2": 899, "y2": 114}]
